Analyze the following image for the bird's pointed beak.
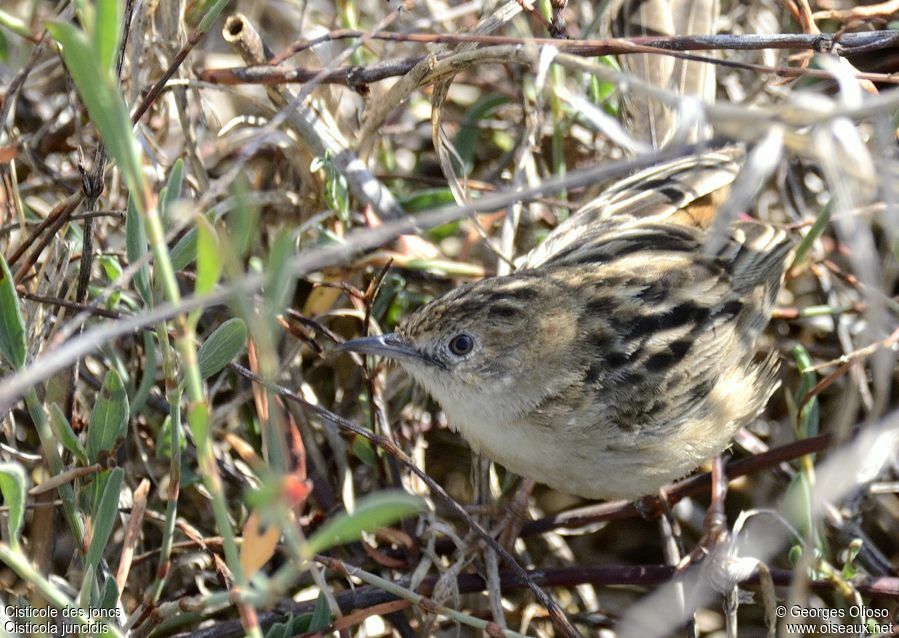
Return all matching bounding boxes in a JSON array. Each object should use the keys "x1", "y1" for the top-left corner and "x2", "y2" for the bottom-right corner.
[{"x1": 335, "y1": 333, "x2": 430, "y2": 365}]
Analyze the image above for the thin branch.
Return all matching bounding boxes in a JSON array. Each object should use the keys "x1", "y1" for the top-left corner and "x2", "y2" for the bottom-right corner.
[
  {"x1": 269, "y1": 29, "x2": 899, "y2": 61},
  {"x1": 201, "y1": 31, "x2": 899, "y2": 88}
]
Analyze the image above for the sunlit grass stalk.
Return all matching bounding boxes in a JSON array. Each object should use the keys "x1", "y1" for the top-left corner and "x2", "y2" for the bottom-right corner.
[
  {"x1": 126, "y1": 185, "x2": 244, "y2": 592},
  {"x1": 177, "y1": 329, "x2": 244, "y2": 575}
]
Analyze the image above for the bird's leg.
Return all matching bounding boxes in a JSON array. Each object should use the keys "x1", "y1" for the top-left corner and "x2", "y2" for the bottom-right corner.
[
  {"x1": 634, "y1": 491, "x2": 667, "y2": 520},
  {"x1": 677, "y1": 455, "x2": 730, "y2": 572},
  {"x1": 495, "y1": 478, "x2": 535, "y2": 551},
  {"x1": 705, "y1": 454, "x2": 730, "y2": 542}
]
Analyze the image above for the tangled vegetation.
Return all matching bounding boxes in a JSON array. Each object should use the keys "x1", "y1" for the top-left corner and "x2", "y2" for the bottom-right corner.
[{"x1": 0, "y1": 0, "x2": 897, "y2": 636}]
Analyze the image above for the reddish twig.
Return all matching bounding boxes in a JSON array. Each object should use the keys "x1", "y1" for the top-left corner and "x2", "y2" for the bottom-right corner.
[
  {"x1": 813, "y1": 0, "x2": 899, "y2": 22},
  {"x1": 268, "y1": 29, "x2": 897, "y2": 62},
  {"x1": 201, "y1": 34, "x2": 899, "y2": 89}
]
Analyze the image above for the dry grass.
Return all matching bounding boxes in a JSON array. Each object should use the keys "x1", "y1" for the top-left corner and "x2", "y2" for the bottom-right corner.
[{"x1": 0, "y1": 1, "x2": 897, "y2": 636}]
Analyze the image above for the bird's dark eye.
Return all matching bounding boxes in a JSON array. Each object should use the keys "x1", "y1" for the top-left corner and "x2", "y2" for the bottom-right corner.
[{"x1": 448, "y1": 333, "x2": 474, "y2": 356}]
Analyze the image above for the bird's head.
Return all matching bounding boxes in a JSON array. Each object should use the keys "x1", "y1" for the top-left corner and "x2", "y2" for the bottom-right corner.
[{"x1": 336, "y1": 272, "x2": 583, "y2": 426}]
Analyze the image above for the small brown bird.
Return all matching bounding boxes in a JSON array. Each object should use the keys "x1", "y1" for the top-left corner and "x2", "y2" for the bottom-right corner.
[{"x1": 338, "y1": 147, "x2": 795, "y2": 500}]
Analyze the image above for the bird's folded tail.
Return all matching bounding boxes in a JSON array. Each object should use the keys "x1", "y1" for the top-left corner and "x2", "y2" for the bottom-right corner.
[
  {"x1": 519, "y1": 147, "x2": 744, "y2": 269},
  {"x1": 719, "y1": 222, "x2": 796, "y2": 294},
  {"x1": 716, "y1": 221, "x2": 796, "y2": 335}
]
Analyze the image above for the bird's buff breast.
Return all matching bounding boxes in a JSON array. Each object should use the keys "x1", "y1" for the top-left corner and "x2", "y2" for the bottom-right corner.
[
  {"x1": 407, "y1": 357, "x2": 751, "y2": 500},
  {"x1": 441, "y1": 391, "x2": 737, "y2": 501},
  {"x1": 444, "y1": 406, "x2": 729, "y2": 500}
]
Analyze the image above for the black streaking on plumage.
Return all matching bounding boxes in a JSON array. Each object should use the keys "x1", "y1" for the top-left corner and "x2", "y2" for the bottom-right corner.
[{"x1": 339, "y1": 150, "x2": 795, "y2": 500}]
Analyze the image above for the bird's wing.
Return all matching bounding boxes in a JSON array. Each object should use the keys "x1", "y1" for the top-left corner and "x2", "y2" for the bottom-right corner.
[
  {"x1": 546, "y1": 220, "x2": 793, "y2": 443},
  {"x1": 518, "y1": 147, "x2": 743, "y2": 270}
]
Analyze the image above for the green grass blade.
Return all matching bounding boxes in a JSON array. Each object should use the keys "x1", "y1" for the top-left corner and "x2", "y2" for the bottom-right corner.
[
  {"x1": 50, "y1": 403, "x2": 88, "y2": 464},
  {"x1": 304, "y1": 491, "x2": 425, "y2": 558},
  {"x1": 197, "y1": 318, "x2": 247, "y2": 379},
  {"x1": 84, "y1": 467, "x2": 124, "y2": 573},
  {"x1": 0, "y1": 463, "x2": 27, "y2": 550},
  {"x1": 125, "y1": 197, "x2": 152, "y2": 305},
  {"x1": 94, "y1": 0, "x2": 122, "y2": 74},
  {"x1": 0, "y1": 253, "x2": 26, "y2": 370},
  {"x1": 87, "y1": 369, "x2": 130, "y2": 464}
]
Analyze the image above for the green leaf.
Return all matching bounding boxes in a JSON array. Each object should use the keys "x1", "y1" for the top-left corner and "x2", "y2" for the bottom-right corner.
[
  {"x1": 784, "y1": 471, "x2": 816, "y2": 541},
  {"x1": 792, "y1": 200, "x2": 832, "y2": 269},
  {"x1": 227, "y1": 179, "x2": 258, "y2": 256},
  {"x1": 454, "y1": 94, "x2": 509, "y2": 171},
  {"x1": 94, "y1": 0, "x2": 122, "y2": 74},
  {"x1": 266, "y1": 614, "x2": 313, "y2": 638},
  {"x1": 400, "y1": 258, "x2": 484, "y2": 278},
  {"x1": 0, "y1": 253, "x2": 27, "y2": 370},
  {"x1": 79, "y1": 563, "x2": 95, "y2": 612},
  {"x1": 87, "y1": 370, "x2": 130, "y2": 463},
  {"x1": 400, "y1": 188, "x2": 456, "y2": 213},
  {"x1": 160, "y1": 159, "x2": 185, "y2": 228},
  {"x1": 588, "y1": 56, "x2": 620, "y2": 115},
  {"x1": 841, "y1": 538, "x2": 863, "y2": 580},
  {"x1": 264, "y1": 232, "x2": 296, "y2": 320},
  {"x1": 352, "y1": 438, "x2": 377, "y2": 467},
  {"x1": 98, "y1": 254, "x2": 123, "y2": 281},
  {"x1": 47, "y1": 20, "x2": 146, "y2": 214},
  {"x1": 304, "y1": 491, "x2": 425, "y2": 558},
  {"x1": 170, "y1": 227, "x2": 198, "y2": 271},
  {"x1": 130, "y1": 331, "x2": 158, "y2": 414},
  {"x1": 96, "y1": 573, "x2": 120, "y2": 612},
  {"x1": 197, "y1": 318, "x2": 247, "y2": 379},
  {"x1": 792, "y1": 344, "x2": 819, "y2": 439},
  {"x1": 155, "y1": 414, "x2": 187, "y2": 459},
  {"x1": 309, "y1": 591, "x2": 331, "y2": 631},
  {"x1": 163, "y1": 160, "x2": 184, "y2": 206},
  {"x1": 50, "y1": 403, "x2": 88, "y2": 464},
  {"x1": 195, "y1": 217, "x2": 222, "y2": 297},
  {"x1": 0, "y1": 462, "x2": 27, "y2": 549},
  {"x1": 187, "y1": 0, "x2": 231, "y2": 30},
  {"x1": 125, "y1": 197, "x2": 151, "y2": 305},
  {"x1": 85, "y1": 468, "x2": 124, "y2": 572}
]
